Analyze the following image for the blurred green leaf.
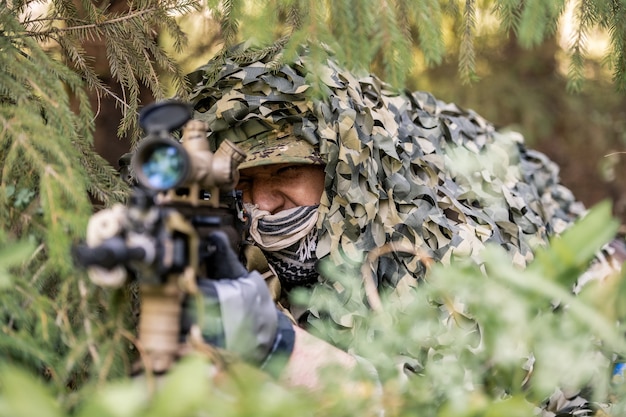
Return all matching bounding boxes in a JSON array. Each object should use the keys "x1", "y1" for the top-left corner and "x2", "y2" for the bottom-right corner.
[
  {"x1": 578, "y1": 263, "x2": 626, "y2": 324},
  {"x1": 0, "y1": 366, "x2": 62, "y2": 417},
  {"x1": 75, "y1": 380, "x2": 148, "y2": 417},
  {"x1": 529, "y1": 200, "x2": 619, "y2": 286},
  {"x1": 143, "y1": 355, "x2": 211, "y2": 417}
]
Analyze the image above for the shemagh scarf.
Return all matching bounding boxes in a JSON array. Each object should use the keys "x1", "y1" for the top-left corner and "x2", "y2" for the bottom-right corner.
[{"x1": 246, "y1": 204, "x2": 320, "y2": 289}]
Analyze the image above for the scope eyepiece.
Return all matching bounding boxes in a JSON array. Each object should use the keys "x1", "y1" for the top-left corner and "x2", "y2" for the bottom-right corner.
[{"x1": 132, "y1": 137, "x2": 191, "y2": 191}]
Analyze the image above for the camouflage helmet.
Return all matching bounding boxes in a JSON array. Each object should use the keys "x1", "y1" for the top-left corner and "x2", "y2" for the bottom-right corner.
[
  {"x1": 219, "y1": 124, "x2": 323, "y2": 170},
  {"x1": 189, "y1": 59, "x2": 324, "y2": 170}
]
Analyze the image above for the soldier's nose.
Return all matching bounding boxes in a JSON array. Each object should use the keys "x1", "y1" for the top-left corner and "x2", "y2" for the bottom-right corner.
[{"x1": 252, "y1": 184, "x2": 288, "y2": 214}]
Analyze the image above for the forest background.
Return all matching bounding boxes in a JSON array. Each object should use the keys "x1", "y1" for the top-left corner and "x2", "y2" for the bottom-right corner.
[{"x1": 3, "y1": 1, "x2": 626, "y2": 416}]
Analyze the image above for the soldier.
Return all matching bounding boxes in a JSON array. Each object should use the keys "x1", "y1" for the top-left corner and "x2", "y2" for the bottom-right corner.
[{"x1": 181, "y1": 49, "x2": 624, "y2": 412}]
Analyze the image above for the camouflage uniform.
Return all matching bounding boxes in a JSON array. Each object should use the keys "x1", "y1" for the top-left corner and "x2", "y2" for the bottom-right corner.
[{"x1": 188, "y1": 52, "x2": 614, "y2": 416}]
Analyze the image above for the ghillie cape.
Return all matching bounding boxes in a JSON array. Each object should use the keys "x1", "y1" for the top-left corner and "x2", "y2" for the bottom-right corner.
[
  {"x1": 188, "y1": 53, "x2": 584, "y2": 298},
  {"x1": 186, "y1": 51, "x2": 626, "y2": 417}
]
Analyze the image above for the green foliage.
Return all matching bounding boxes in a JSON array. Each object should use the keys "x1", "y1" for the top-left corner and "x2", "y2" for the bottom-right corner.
[
  {"x1": 302, "y1": 202, "x2": 626, "y2": 415},
  {"x1": 518, "y1": 0, "x2": 564, "y2": 48},
  {"x1": 0, "y1": 355, "x2": 327, "y2": 417},
  {"x1": 0, "y1": 0, "x2": 214, "y2": 399},
  {"x1": 0, "y1": 204, "x2": 624, "y2": 416},
  {"x1": 530, "y1": 200, "x2": 619, "y2": 285},
  {"x1": 1, "y1": 10, "x2": 92, "y2": 267},
  {"x1": 0, "y1": 6, "x2": 144, "y2": 405},
  {"x1": 0, "y1": 365, "x2": 63, "y2": 417},
  {"x1": 567, "y1": 0, "x2": 596, "y2": 92}
]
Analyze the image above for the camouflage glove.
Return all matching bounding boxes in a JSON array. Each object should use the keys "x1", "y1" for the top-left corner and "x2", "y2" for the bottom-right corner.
[{"x1": 181, "y1": 232, "x2": 295, "y2": 376}]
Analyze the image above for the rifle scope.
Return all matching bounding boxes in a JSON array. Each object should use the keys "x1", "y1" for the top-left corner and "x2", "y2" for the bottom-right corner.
[
  {"x1": 131, "y1": 100, "x2": 245, "y2": 197},
  {"x1": 133, "y1": 138, "x2": 190, "y2": 191}
]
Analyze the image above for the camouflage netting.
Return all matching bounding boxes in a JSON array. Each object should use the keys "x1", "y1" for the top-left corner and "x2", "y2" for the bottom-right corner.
[
  {"x1": 187, "y1": 54, "x2": 593, "y2": 348},
  {"x1": 189, "y1": 53, "x2": 585, "y2": 290}
]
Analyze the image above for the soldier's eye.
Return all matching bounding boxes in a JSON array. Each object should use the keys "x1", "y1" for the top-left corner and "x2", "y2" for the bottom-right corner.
[{"x1": 236, "y1": 178, "x2": 251, "y2": 190}]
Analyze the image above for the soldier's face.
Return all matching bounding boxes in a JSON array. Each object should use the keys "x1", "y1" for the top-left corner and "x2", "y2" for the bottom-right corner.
[{"x1": 237, "y1": 163, "x2": 325, "y2": 214}]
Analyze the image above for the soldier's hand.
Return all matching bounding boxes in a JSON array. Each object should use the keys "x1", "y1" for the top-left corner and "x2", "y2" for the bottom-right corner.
[
  {"x1": 181, "y1": 231, "x2": 294, "y2": 375},
  {"x1": 203, "y1": 231, "x2": 248, "y2": 279}
]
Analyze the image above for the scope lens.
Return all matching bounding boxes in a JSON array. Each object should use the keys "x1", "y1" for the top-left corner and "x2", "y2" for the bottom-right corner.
[{"x1": 139, "y1": 144, "x2": 187, "y2": 190}]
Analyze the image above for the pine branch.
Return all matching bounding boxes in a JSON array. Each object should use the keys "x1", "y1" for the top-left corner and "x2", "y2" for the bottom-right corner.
[
  {"x1": 350, "y1": 0, "x2": 377, "y2": 68},
  {"x1": 492, "y1": 0, "x2": 521, "y2": 34},
  {"x1": 605, "y1": 0, "x2": 626, "y2": 91},
  {"x1": 518, "y1": 0, "x2": 554, "y2": 48},
  {"x1": 545, "y1": 0, "x2": 567, "y2": 36},
  {"x1": 459, "y1": 0, "x2": 477, "y2": 85},
  {"x1": 17, "y1": 8, "x2": 160, "y2": 39},
  {"x1": 219, "y1": 0, "x2": 240, "y2": 48},
  {"x1": 0, "y1": 14, "x2": 122, "y2": 399},
  {"x1": 373, "y1": 0, "x2": 410, "y2": 87},
  {"x1": 329, "y1": 0, "x2": 358, "y2": 66},
  {"x1": 395, "y1": 0, "x2": 414, "y2": 48},
  {"x1": 283, "y1": 1, "x2": 303, "y2": 31},
  {"x1": 410, "y1": 0, "x2": 444, "y2": 66},
  {"x1": 567, "y1": 0, "x2": 597, "y2": 92},
  {"x1": 32, "y1": 0, "x2": 195, "y2": 139},
  {"x1": 74, "y1": 140, "x2": 128, "y2": 206}
]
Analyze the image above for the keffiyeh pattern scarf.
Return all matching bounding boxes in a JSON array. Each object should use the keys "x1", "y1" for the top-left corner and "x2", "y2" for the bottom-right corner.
[{"x1": 246, "y1": 204, "x2": 320, "y2": 289}]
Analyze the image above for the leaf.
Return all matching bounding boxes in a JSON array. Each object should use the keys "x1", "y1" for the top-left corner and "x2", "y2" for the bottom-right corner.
[
  {"x1": 143, "y1": 355, "x2": 212, "y2": 417},
  {"x1": 75, "y1": 381, "x2": 148, "y2": 417},
  {"x1": 0, "y1": 366, "x2": 62, "y2": 417},
  {"x1": 483, "y1": 395, "x2": 536, "y2": 417},
  {"x1": 529, "y1": 200, "x2": 619, "y2": 286}
]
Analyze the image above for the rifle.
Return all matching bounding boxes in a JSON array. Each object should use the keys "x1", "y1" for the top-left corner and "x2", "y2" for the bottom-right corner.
[{"x1": 74, "y1": 100, "x2": 248, "y2": 374}]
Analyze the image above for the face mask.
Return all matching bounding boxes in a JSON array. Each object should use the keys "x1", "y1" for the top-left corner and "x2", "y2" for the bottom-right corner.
[{"x1": 246, "y1": 204, "x2": 320, "y2": 289}]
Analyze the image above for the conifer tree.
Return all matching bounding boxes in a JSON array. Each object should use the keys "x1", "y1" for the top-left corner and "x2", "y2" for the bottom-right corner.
[{"x1": 0, "y1": 0, "x2": 195, "y2": 406}]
